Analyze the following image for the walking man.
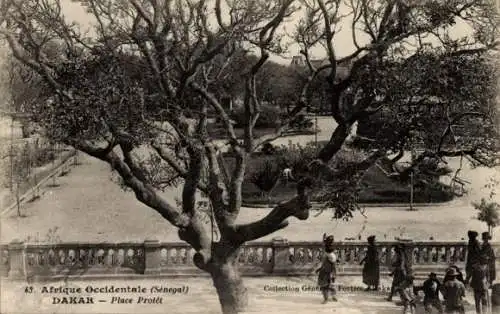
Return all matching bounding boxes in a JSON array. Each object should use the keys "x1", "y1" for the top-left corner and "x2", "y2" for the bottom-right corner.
[
  {"x1": 466, "y1": 230, "x2": 482, "y2": 284},
  {"x1": 470, "y1": 261, "x2": 490, "y2": 314},
  {"x1": 481, "y1": 232, "x2": 496, "y2": 286}
]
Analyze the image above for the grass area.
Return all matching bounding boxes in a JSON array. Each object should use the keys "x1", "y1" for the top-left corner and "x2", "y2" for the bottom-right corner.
[
  {"x1": 207, "y1": 125, "x2": 317, "y2": 140},
  {"x1": 223, "y1": 141, "x2": 454, "y2": 205}
]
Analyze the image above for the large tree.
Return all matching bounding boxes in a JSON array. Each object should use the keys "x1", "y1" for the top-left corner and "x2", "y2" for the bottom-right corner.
[{"x1": 1, "y1": 0, "x2": 499, "y2": 313}]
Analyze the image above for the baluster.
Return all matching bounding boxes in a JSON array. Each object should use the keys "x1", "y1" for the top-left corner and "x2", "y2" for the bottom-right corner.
[
  {"x1": 187, "y1": 248, "x2": 194, "y2": 265},
  {"x1": 267, "y1": 247, "x2": 273, "y2": 264},
  {"x1": 421, "y1": 247, "x2": 428, "y2": 263},
  {"x1": 336, "y1": 248, "x2": 343, "y2": 264},
  {"x1": 306, "y1": 248, "x2": 313, "y2": 264},
  {"x1": 68, "y1": 249, "x2": 76, "y2": 265},
  {"x1": 288, "y1": 248, "x2": 295, "y2": 264},
  {"x1": 180, "y1": 249, "x2": 187, "y2": 264},
  {"x1": 412, "y1": 247, "x2": 419, "y2": 265},
  {"x1": 377, "y1": 247, "x2": 383, "y2": 264},
  {"x1": 242, "y1": 247, "x2": 249, "y2": 265},
  {"x1": 238, "y1": 248, "x2": 245, "y2": 263},
  {"x1": 106, "y1": 248, "x2": 113, "y2": 267},
  {"x1": 165, "y1": 248, "x2": 171, "y2": 265},
  {"x1": 352, "y1": 246, "x2": 358, "y2": 264},
  {"x1": 41, "y1": 250, "x2": 49, "y2": 267},
  {"x1": 460, "y1": 247, "x2": 467, "y2": 262},
  {"x1": 173, "y1": 248, "x2": 179, "y2": 264},
  {"x1": 416, "y1": 247, "x2": 423, "y2": 264},
  {"x1": 117, "y1": 249, "x2": 124, "y2": 266},
  {"x1": 159, "y1": 248, "x2": 167, "y2": 266},
  {"x1": 74, "y1": 248, "x2": 81, "y2": 266},
  {"x1": 445, "y1": 247, "x2": 451, "y2": 264},
  {"x1": 246, "y1": 248, "x2": 253, "y2": 264},
  {"x1": 259, "y1": 248, "x2": 265, "y2": 264},
  {"x1": 432, "y1": 247, "x2": 438, "y2": 263},
  {"x1": 48, "y1": 249, "x2": 56, "y2": 266},
  {"x1": 294, "y1": 247, "x2": 301, "y2": 264},
  {"x1": 58, "y1": 249, "x2": 66, "y2": 265},
  {"x1": 345, "y1": 246, "x2": 351, "y2": 264},
  {"x1": 385, "y1": 246, "x2": 393, "y2": 268}
]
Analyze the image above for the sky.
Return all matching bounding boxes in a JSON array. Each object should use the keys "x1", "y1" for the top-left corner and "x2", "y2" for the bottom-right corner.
[
  {"x1": 53, "y1": 0, "x2": 480, "y2": 64},
  {"x1": 55, "y1": 0, "x2": 366, "y2": 63},
  {"x1": 0, "y1": 0, "x2": 482, "y2": 67}
]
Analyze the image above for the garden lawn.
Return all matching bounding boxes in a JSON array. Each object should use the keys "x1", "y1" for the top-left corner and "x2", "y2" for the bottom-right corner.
[
  {"x1": 231, "y1": 148, "x2": 453, "y2": 205},
  {"x1": 208, "y1": 125, "x2": 316, "y2": 140}
]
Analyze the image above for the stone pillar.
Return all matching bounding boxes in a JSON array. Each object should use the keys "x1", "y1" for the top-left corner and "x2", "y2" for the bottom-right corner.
[
  {"x1": 8, "y1": 240, "x2": 25, "y2": 279},
  {"x1": 272, "y1": 237, "x2": 290, "y2": 275},
  {"x1": 143, "y1": 240, "x2": 161, "y2": 275}
]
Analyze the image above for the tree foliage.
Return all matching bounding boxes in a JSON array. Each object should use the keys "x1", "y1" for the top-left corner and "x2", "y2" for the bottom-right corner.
[
  {"x1": 1, "y1": 0, "x2": 499, "y2": 312},
  {"x1": 473, "y1": 198, "x2": 500, "y2": 235}
]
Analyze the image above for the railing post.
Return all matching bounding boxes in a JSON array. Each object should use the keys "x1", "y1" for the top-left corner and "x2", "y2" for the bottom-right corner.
[
  {"x1": 8, "y1": 240, "x2": 25, "y2": 279},
  {"x1": 143, "y1": 240, "x2": 161, "y2": 275},
  {"x1": 272, "y1": 237, "x2": 290, "y2": 275},
  {"x1": 0, "y1": 246, "x2": 9, "y2": 277}
]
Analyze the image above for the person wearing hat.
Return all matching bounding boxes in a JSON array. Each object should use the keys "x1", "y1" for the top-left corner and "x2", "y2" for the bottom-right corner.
[
  {"x1": 480, "y1": 231, "x2": 496, "y2": 285},
  {"x1": 397, "y1": 275, "x2": 417, "y2": 314},
  {"x1": 466, "y1": 230, "x2": 482, "y2": 284},
  {"x1": 441, "y1": 267, "x2": 466, "y2": 314},
  {"x1": 418, "y1": 272, "x2": 443, "y2": 313},
  {"x1": 444, "y1": 265, "x2": 465, "y2": 285},
  {"x1": 316, "y1": 233, "x2": 338, "y2": 303},
  {"x1": 387, "y1": 244, "x2": 411, "y2": 301},
  {"x1": 470, "y1": 260, "x2": 489, "y2": 314},
  {"x1": 360, "y1": 235, "x2": 380, "y2": 291}
]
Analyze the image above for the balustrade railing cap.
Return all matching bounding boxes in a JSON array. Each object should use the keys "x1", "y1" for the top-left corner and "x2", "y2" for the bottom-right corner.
[
  {"x1": 143, "y1": 239, "x2": 160, "y2": 247},
  {"x1": 272, "y1": 237, "x2": 288, "y2": 245},
  {"x1": 398, "y1": 238, "x2": 413, "y2": 242},
  {"x1": 8, "y1": 240, "x2": 24, "y2": 248}
]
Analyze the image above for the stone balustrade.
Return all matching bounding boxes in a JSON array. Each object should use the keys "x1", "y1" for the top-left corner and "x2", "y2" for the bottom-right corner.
[{"x1": 1, "y1": 238, "x2": 498, "y2": 281}]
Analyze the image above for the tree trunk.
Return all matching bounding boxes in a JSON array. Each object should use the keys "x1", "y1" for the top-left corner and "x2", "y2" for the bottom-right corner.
[
  {"x1": 20, "y1": 122, "x2": 30, "y2": 138},
  {"x1": 211, "y1": 259, "x2": 248, "y2": 314}
]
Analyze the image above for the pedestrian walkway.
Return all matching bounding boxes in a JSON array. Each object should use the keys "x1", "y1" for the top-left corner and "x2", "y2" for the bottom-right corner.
[{"x1": 0, "y1": 276, "x2": 482, "y2": 314}]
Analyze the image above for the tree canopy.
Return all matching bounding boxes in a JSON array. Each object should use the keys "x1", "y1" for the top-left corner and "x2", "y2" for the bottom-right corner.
[{"x1": 1, "y1": 0, "x2": 499, "y2": 313}]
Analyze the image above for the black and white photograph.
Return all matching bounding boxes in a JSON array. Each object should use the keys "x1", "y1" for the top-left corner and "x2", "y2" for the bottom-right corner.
[{"x1": 0, "y1": 0, "x2": 499, "y2": 313}]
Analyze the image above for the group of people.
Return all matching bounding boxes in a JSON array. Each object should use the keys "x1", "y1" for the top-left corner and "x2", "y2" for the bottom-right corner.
[{"x1": 315, "y1": 231, "x2": 496, "y2": 313}]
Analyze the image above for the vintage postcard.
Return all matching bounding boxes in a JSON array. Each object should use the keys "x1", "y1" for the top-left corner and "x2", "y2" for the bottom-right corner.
[{"x1": 0, "y1": 0, "x2": 499, "y2": 313}]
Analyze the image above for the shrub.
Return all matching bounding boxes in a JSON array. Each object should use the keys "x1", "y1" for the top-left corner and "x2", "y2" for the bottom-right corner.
[
  {"x1": 247, "y1": 158, "x2": 281, "y2": 199},
  {"x1": 273, "y1": 142, "x2": 317, "y2": 179},
  {"x1": 261, "y1": 142, "x2": 277, "y2": 155}
]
